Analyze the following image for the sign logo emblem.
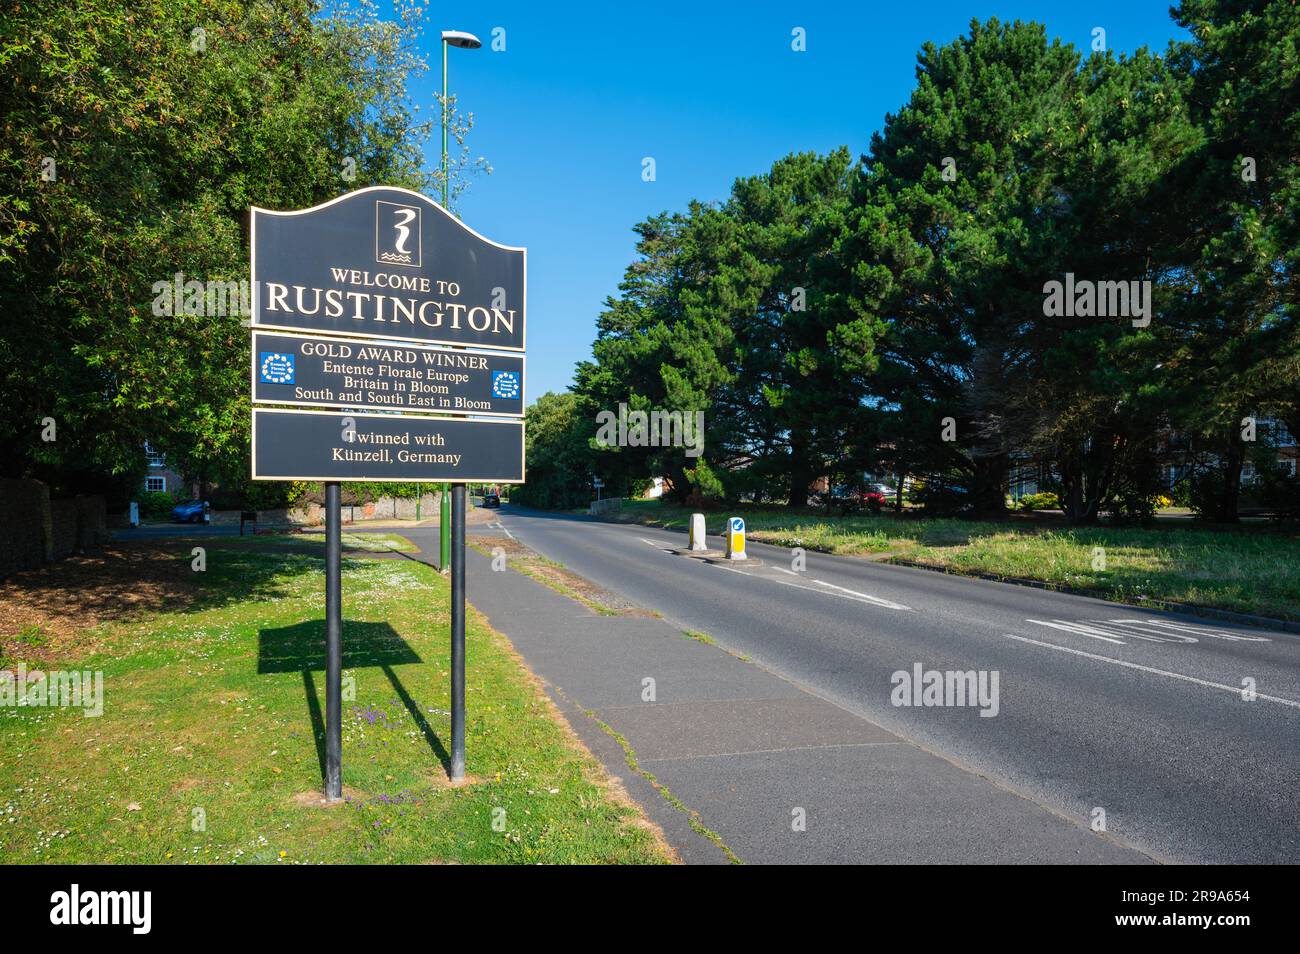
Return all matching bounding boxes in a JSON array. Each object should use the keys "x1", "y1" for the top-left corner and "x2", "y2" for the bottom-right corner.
[
  {"x1": 260, "y1": 352, "x2": 294, "y2": 384},
  {"x1": 492, "y1": 370, "x2": 521, "y2": 399},
  {"x1": 375, "y1": 200, "x2": 422, "y2": 268}
]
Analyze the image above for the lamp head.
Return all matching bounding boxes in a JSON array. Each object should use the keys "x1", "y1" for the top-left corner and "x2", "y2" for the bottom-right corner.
[{"x1": 441, "y1": 30, "x2": 482, "y2": 49}]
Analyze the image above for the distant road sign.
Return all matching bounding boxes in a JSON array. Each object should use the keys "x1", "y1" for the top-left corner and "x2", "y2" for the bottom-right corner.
[
  {"x1": 251, "y1": 186, "x2": 525, "y2": 351},
  {"x1": 252, "y1": 408, "x2": 524, "y2": 483},
  {"x1": 252, "y1": 330, "x2": 524, "y2": 418}
]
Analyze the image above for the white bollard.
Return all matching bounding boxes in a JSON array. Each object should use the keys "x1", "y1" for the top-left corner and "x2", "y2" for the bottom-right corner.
[
  {"x1": 688, "y1": 513, "x2": 708, "y2": 551},
  {"x1": 725, "y1": 516, "x2": 747, "y2": 560},
  {"x1": 129, "y1": 501, "x2": 140, "y2": 528}
]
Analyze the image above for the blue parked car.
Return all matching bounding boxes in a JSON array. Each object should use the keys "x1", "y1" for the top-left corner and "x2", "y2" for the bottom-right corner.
[{"x1": 171, "y1": 500, "x2": 208, "y2": 523}]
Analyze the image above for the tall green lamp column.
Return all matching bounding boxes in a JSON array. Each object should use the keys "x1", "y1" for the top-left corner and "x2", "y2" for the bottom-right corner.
[{"x1": 438, "y1": 30, "x2": 481, "y2": 575}]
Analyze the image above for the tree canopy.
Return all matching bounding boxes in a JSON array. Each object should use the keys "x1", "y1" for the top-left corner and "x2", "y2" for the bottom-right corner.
[
  {"x1": 551, "y1": 5, "x2": 1299, "y2": 523},
  {"x1": 0, "y1": 0, "x2": 481, "y2": 506}
]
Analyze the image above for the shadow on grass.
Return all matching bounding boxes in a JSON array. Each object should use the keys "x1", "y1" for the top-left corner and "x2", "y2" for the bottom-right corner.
[
  {"x1": 258, "y1": 620, "x2": 449, "y2": 779},
  {"x1": 0, "y1": 544, "x2": 388, "y2": 645}
]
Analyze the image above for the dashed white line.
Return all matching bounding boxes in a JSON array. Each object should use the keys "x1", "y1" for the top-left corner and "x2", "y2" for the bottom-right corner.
[
  {"x1": 1004, "y1": 634, "x2": 1300, "y2": 709},
  {"x1": 810, "y1": 578, "x2": 911, "y2": 611},
  {"x1": 704, "y1": 561, "x2": 910, "y2": 611}
]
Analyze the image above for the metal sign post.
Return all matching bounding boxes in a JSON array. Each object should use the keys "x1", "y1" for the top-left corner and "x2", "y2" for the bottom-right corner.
[
  {"x1": 324, "y1": 481, "x2": 343, "y2": 801},
  {"x1": 440, "y1": 484, "x2": 451, "y2": 574},
  {"x1": 450, "y1": 483, "x2": 467, "y2": 780}
]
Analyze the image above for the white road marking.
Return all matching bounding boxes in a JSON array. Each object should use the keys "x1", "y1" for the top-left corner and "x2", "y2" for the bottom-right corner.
[
  {"x1": 811, "y1": 578, "x2": 911, "y2": 611},
  {"x1": 1027, "y1": 616, "x2": 1275, "y2": 646},
  {"x1": 1005, "y1": 634, "x2": 1300, "y2": 709},
  {"x1": 1091, "y1": 619, "x2": 1198, "y2": 643},
  {"x1": 1025, "y1": 619, "x2": 1127, "y2": 644},
  {"x1": 704, "y1": 561, "x2": 910, "y2": 611},
  {"x1": 707, "y1": 561, "x2": 750, "y2": 575},
  {"x1": 1108, "y1": 617, "x2": 1271, "y2": 642}
]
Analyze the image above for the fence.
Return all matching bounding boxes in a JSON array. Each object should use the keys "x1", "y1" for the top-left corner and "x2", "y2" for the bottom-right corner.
[{"x1": 589, "y1": 497, "x2": 623, "y2": 517}]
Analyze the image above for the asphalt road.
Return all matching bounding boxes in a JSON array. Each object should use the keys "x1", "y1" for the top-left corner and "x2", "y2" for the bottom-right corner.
[{"x1": 480, "y1": 506, "x2": 1300, "y2": 864}]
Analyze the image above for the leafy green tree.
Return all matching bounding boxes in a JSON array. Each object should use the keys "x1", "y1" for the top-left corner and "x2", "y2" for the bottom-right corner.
[
  {"x1": 577, "y1": 150, "x2": 877, "y2": 508},
  {"x1": 1164, "y1": 0, "x2": 1300, "y2": 521},
  {"x1": 576, "y1": 208, "x2": 733, "y2": 502},
  {"x1": 511, "y1": 391, "x2": 600, "y2": 510},
  {"x1": 844, "y1": 19, "x2": 1196, "y2": 521},
  {"x1": 0, "y1": 0, "x2": 482, "y2": 506}
]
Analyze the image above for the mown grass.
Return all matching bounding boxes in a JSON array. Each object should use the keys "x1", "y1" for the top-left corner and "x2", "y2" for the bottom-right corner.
[
  {"x1": 615, "y1": 499, "x2": 1300, "y2": 621},
  {"x1": 0, "y1": 543, "x2": 671, "y2": 864},
  {"x1": 259, "y1": 531, "x2": 420, "y2": 553}
]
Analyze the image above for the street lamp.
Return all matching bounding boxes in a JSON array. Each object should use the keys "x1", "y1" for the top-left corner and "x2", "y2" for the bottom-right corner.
[
  {"x1": 438, "y1": 28, "x2": 481, "y2": 574},
  {"x1": 440, "y1": 29, "x2": 481, "y2": 206}
]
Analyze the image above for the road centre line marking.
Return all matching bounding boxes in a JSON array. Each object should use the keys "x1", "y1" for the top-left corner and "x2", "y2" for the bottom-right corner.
[
  {"x1": 810, "y1": 578, "x2": 912, "y2": 611},
  {"x1": 703, "y1": 561, "x2": 911, "y2": 611},
  {"x1": 1004, "y1": 634, "x2": 1300, "y2": 709}
]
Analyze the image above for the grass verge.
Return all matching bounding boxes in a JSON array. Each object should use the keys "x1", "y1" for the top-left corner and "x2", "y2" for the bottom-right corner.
[
  {"x1": 468, "y1": 535, "x2": 657, "y2": 618},
  {"x1": 613, "y1": 499, "x2": 1300, "y2": 622},
  {"x1": 259, "y1": 531, "x2": 420, "y2": 553},
  {"x1": 0, "y1": 540, "x2": 672, "y2": 864}
]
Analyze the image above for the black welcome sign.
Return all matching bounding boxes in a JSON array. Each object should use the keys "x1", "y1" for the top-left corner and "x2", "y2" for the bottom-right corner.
[{"x1": 251, "y1": 187, "x2": 525, "y2": 351}]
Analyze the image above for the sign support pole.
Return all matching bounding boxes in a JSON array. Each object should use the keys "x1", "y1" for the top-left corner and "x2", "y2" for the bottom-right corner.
[
  {"x1": 440, "y1": 483, "x2": 451, "y2": 573},
  {"x1": 450, "y1": 482, "x2": 467, "y2": 781},
  {"x1": 324, "y1": 481, "x2": 343, "y2": 801}
]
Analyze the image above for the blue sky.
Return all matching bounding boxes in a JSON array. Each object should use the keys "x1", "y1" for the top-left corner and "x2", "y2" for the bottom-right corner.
[{"x1": 404, "y1": 1, "x2": 1190, "y2": 400}]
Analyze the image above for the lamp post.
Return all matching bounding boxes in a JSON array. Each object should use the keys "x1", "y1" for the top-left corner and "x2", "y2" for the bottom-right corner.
[
  {"x1": 440, "y1": 28, "x2": 481, "y2": 782},
  {"x1": 437, "y1": 29, "x2": 481, "y2": 577}
]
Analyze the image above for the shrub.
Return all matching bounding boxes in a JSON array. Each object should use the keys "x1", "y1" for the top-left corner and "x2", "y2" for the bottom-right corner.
[
  {"x1": 684, "y1": 459, "x2": 725, "y2": 502},
  {"x1": 136, "y1": 490, "x2": 179, "y2": 519},
  {"x1": 1017, "y1": 491, "x2": 1059, "y2": 511}
]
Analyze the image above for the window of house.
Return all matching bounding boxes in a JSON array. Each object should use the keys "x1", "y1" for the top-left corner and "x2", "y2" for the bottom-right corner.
[
  {"x1": 145, "y1": 476, "x2": 166, "y2": 493},
  {"x1": 144, "y1": 442, "x2": 165, "y2": 468}
]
